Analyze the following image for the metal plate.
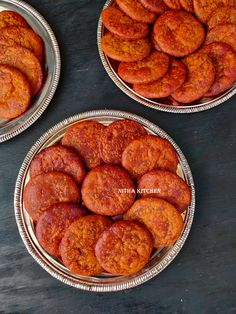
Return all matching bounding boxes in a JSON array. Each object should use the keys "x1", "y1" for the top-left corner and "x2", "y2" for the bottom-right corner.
[
  {"x1": 0, "y1": 0, "x2": 61, "y2": 143},
  {"x1": 14, "y1": 109, "x2": 195, "y2": 292},
  {"x1": 97, "y1": 0, "x2": 236, "y2": 114}
]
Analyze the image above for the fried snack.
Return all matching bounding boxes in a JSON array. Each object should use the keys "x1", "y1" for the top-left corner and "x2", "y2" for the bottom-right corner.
[
  {"x1": 102, "y1": 7, "x2": 149, "y2": 40},
  {"x1": 153, "y1": 10, "x2": 205, "y2": 57},
  {"x1": 116, "y1": 0, "x2": 156, "y2": 23},
  {"x1": 124, "y1": 197, "x2": 184, "y2": 248},
  {"x1": 99, "y1": 119, "x2": 147, "y2": 164},
  {"x1": 0, "y1": 64, "x2": 31, "y2": 119},
  {"x1": 81, "y1": 165, "x2": 136, "y2": 216},
  {"x1": 36, "y1": 203, "x2": 88, "y2": 257},
  {"x1": 0, "y1": 26, "x2": 43, "y2": 62},
  {"x1": 139, "y1": 0, "x2": 168, "y2": 14},
  {"x1": 207, "y1": 6, "x2": 236, "y2": 29},
  {"x1": 171, "y1": 52, "x2": 215, "y2": 103},
  {"x1": 163, "y1": 0, "x2": 182, "y2": 9},
  {"x1": 137, "y1": 169, "x2": 191, "y2": 213},
  {"x1": 133, "y1": 59, "x2": 186, "y2": 98},
  {"x1": 122, "y1": 135, "x2": 178, "y2": 179},
  {"x1": 151, "y1": 33, "x2": 161, "y2": 51},
  {"x1": 95, "y1": 220, "x2": 153, "y2": 275},
  {"x1": 205, "y1": 24, "x2": 236, "y2": 52},
  {"x1": 0, "y1": 10, "x2": 28, "y2": 29},
  {"x1": 101, "y1": 32, "x2": 151, "y2": 62},
  {"x1": 29, "y1": 145, "x2": 86, "y2": 184},
  {"x1": 179, "y1": 0, "x2": 194, "y2": 12},
  {"x1": 62, "y1": 120, "x2": 105, "y2": 169},
  {"x1": 60, "y1": 215, "x2": 112, "y2": 276},
  {"x1": 118, "y1": 51, "x2": 169, "y2": 84},
  {"x1": 0, "y1": 45, "x2": 42, "y2": 95},
  {"x1": 23, "y1": 172, "x2": 81, "y2": 222},
  {"x1": 200, "y1": 43, "x2": 236, "y2": 97}
]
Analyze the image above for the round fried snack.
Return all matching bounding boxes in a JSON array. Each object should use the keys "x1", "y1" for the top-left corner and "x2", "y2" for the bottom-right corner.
[
  {"x1": 137, "y1": 170, "x2": 191, "y2": 212},
  {"x1": 153, "y1": 10, "x2": 205, "y2": 57},
  {"x1": 0, "y1": 45, "x2": 42, "y2": 95},
  {"x1": 116, "y1": 0, "x2": 156, "y2": 23},
  {"x1": 82, "y1": 165, "x2": 136, "y2": 216},
  {"x1": 0, "y1": 10, "x2": 28, "y2": 29},
  {"x1": 122, "y1": 135, "x2": 179, "y2": 179},
  {"x1": 36, "y1": 203, "x2": 88, "y2": 257},
  {"x1": 29, "y1": 145, "x2": 86, "y2": 184},
  {"x1": 61, "y1": 120, "x2": 105, "y2": 169},
  {"x1": 102, "y1": 7, "x2": 149, "y2": 40},
  {"x1": 124, "y1": 197, "x2": 184, "y2": 248},
  {"x1": 179, "y1": 0, "x2": 194, "y2": 12},
  {"x1": 133, "y1": 59, "x2": 186, "y2": 98},
  {"x1": 99, "y1": 119, "x2": 147, "y2": 164},
  {"x1": 193, "y1": 0, "x2": 236, "y2": 24},
  {"x1": 23, "y1": 172, "x2": 81, "y2": 222},
  {"x1": 139, "y1": 0, "x2": 168, "y2": 14},
  {"x1": 60, "y1": 215, "x2": 112, "y2": 276},
  {"x1": 0, "y1": 26, "x2": 43, "y2": 62},
  {"x1": 151, "y1": 33, "x2": 161, "y2": 51},
  {"x1": 205, "y1": 24, "x2": 236, "y2": 52},
  {"x1": 95, "y1": 220, "x2": 153, "y2": 275},
  {"x1": 0, "y1": 65, "x2": 31, "y2": 119},
  {"x1": 163, "y1": 0, "x2": 182, "y2": 9},
  {"x1": 207, "y1": 6, "x2": 236, "y2": 29},
  {"x1": 101, "y1": 32, "x2": 151, "y2": 62},
  {"x1": 118, "y1": 51, "x2": 169, "y2": 84},
  {"x1": 201, "y1": 43, "x2": 236, "y2": 97},
  {"x1": 171, "y1": 52, "x2": 215, "y2": 103}
]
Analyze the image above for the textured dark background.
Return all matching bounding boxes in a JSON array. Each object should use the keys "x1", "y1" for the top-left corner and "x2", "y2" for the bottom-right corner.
[{"x1": 0, "y1": 0, "x2": 236, "y2": 313}]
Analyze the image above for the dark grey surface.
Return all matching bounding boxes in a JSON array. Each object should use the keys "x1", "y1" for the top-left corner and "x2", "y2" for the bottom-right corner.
[{"x1": 0, "y1": 0, "x2": 236, "y2": 313}]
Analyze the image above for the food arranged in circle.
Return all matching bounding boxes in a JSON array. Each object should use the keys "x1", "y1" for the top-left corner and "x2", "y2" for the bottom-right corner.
[
  {"x1": 100, "y1": 1, "x2": 236, "y2": 105},
  {"x1": 23, "y1": 118, "x2": 192, "y2": 276},
  {"x1": 0, "y1": 10, "x2": 44, "y2": 119}
]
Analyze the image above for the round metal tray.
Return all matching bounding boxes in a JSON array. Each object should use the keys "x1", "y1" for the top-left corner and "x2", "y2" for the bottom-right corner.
[
  {"x1": 14, "y1": 109, "x2": 195, "y2": 292},
  {"x1": 97, "y1": 0, "x2": 236, "y2": 113},
  {"x1": 0, "y1": 0, "x2": 61, "y2": 143}
]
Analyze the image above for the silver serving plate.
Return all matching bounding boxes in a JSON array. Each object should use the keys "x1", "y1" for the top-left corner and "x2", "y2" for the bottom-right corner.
[
  {"x1": 0, "y1": 0, "x2": 61, "y2": 143},
  {"x1": 14, "y1": 110, "x2": 195, "y2": 292},
  {"x1": 97, "y1": 0, "x2": 236, "y2": 113}
]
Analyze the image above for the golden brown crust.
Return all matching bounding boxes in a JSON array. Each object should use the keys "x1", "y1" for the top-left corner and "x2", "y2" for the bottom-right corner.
[
  {"x1": 207, "y1": 6, "x2": 236, "y2": 29},
  {"x1": 179, "y1": 0, "x2": 194, "y2": 12},
  {"x1": 205, "y1": 23, "x2": 236, "y2": 52},
  {"x1": 139, "y1": 0, "x2": 168, "y2": 14},
  {"x1": 0, "y1": 10, "x2": 28, "y2": 29},
  {"x1": 163, "y1": 0, "x2": 182, "y2": 9},
  {"x1": 60, "y1": 215, "x2": 112, "y2": 276},
  {"x1": 95, "y1": 220, "x2": 153, "y2": 275}
]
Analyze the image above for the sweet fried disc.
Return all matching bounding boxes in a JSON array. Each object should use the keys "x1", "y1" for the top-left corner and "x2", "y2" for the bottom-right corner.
[
  {"x1": 171, "y1": 52, "x2": 215, "y2": 103},
  {"x1": 0, "y1": 45, "x2": 42, "y2": 95},
  {"x1": 0, "y1": 64, "x2": 31, "y2": 119},
  {"x1": 163, "y1": 0, "x2": 182, "y2": 9},
  {"x1": 133, "y1": 59, "x2": 186, "y2": 98},
  {"x1": 153, "y1": 10, "x2": 205, "y2": 57},
  {"x1": 139, "y1": 0, "x2": 168, "y2": 14},
  {"x1": 179, "y1": 0, "x2": 194, "y2": 12},
  {"x1": 116, "y1": 0, "x2": 156, "y2": 23},
  {"x1": 101, "y1": 32, "x2": 151, "y2": 62},
  {"x1": 205, "y1": 24, "x2": 236, "y2": 52},
  {"x1": 207, "y1": 6, "x2": 236, "y2": 29},
  {"x1": 0, "y1": 10, "x2": 28, "y2": 29}
]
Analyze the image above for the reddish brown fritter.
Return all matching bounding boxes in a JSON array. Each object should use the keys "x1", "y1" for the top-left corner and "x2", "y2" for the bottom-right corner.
[
  {"x1": 151, "y1": 33, "x2": 161, "y2": 51},
  {"x1": 180, "y1": 0, "x2": 194, "y2": 12},
  {"x1": 122, "y1": 135, "x2": 179, "y2": 180},
  {"x1": 29, "y1": 145, "x2": 86, "y2": 184},
  {"x1": 153, "y1": 10, "x2": 205, "y2": 57},
  {"x1": 118, "y1": 51, "x2": 169, "y2": 84},
  {"x1": 201, "y1": 42, "x2": 236, "y2": 97},
  {"x1": 137, "y1": 169, "x2": 191, "y2": 213},
  {"x1": 95, "y1": 220, "x2": 153, "y2": 275},
  {"x1": 193, "y1": 0, "x2": 236, "y2": 24},
  {"x1": 61, "y1": 120, "x2": 105, "y2": 169},
  {"x1": 163, "y1": 0, "x2": 182, "y2": 9},
  {"x1": 99, "y1": 119, "x2": 147, "y2": 164},
  {"x1": 102, "y1": 7, "x2": 149, "y2": 39},
  {"x1": 116, "y1": 0, "x2": 156, "y2": 23},
  {"x1": 171, "y1": 52, "x2": 215, "y2": 103},
  {"x1": 139, "y1": 0, "x2": 168, "y2": 14},
  {"x1": 0, "y1": 10, "x2": 28, "y2": 29},
  {"x1": 124, "y1": 197, "x2": 184, "y2": 248},
  {"x1": 82, "y1": 165, "x2": 135, "y2": 216},
  {"x1": 0, "y1": 26, "x2": 43, "y2": 62},
  {"x1": 60, "y1": 215, "x2": 112, "y2": 276},
  {"x1": 101, "y1": 32, "x2": 151, "y2": 62},
  {"x1": 36, "y1": 203, "x2": 88, "y2": 257},
  {"x1": 205, "y1": 24, "x2": 236, "y2": 52},
  {"x1": 0, "y1": 45, "x2": 42, "y2": 96},
  {"x1": 23, "y1": 172, "x2": 81, "y2": 222},
  {"x1": 207, "y1": 6, "x2": 236, "y2": 29},
  {"x1": 0, "y1": 65, "x2": 31, "y2": 119},
  {"x1": 133, "y1": 59, "x2": 186, "y2": 98}
]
